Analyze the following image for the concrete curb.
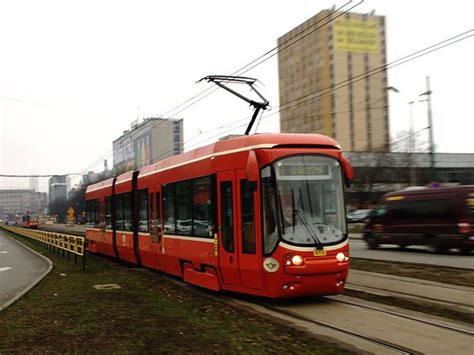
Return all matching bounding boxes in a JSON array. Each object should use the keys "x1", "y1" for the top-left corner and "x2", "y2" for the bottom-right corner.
[{"x1": 0, "y1": 230, "x2": 54, "y2": 311}]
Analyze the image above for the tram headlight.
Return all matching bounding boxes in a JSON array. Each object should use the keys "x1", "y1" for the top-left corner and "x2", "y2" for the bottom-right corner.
[
  {"x1": 336, "y1": 252, "x2": 349, "y2": 262},
  {"x1": 291, "y1": 255, "x2": 304, "y2": 266}
]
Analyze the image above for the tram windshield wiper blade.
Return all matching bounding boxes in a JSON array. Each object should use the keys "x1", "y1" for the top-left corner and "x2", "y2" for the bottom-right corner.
[{"x1": 294, "y1": 209, "x2": 324, "y2": 250}]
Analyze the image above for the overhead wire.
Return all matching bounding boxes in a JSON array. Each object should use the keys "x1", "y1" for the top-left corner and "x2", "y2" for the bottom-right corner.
[{"x1": 72, "y1": 1, "x2": 360, "y2": 175}]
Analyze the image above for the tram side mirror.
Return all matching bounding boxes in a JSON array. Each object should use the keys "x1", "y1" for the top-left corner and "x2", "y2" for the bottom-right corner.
[
  {"x1": 341, "y1": 155, "x2": 354, "y2": 188},
  {"x1": 247, "y1": 150, "x2": 259, "y2": 192}
]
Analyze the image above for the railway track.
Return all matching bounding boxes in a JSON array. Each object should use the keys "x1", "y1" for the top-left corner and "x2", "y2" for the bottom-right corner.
[{"x1": 232, "y1": 294, "x2": 474, "y2": 354}]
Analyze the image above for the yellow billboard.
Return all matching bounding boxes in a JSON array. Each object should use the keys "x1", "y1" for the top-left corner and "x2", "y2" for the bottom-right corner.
[{"x1": 334, "y1": 18, "x2": 379, "y2": 53}]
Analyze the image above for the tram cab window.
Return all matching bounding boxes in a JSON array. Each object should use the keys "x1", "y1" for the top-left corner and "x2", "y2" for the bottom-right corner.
[
  {"x1": 241, "y1": 179, "x2": 255, "y2": 254},
  {"x1": 266, "y1": 155, "x2": 346, "y2": 247},
  {"x1": 138, "y1": 189, "x2": 149, "y2": 232}
]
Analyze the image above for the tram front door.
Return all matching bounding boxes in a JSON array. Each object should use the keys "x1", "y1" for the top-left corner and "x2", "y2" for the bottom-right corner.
[{"x1": 217, "y1": 169, "x2": 264, "y2": 290}]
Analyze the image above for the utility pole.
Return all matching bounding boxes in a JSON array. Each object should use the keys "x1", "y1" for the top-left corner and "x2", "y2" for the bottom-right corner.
[
  {"x1": 408, "y1": 101, "x2": 416, "y2": 185},
  {"x1": 420, "y1": 75, "x2": 436, "y2": 181}
]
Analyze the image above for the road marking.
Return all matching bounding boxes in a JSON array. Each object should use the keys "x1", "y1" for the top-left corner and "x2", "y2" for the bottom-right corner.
[
  {"x1": 0, "y1": 267, "x2": 12, "y2": 272},
  {"x1": 0, "y1": 251, "x2": 8, "y2": 254}
]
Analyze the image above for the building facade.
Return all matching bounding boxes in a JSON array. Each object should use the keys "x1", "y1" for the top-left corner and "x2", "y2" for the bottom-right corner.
[
  {"x1": 0, "y1": 189, "x2": 47, "y2": 218},
  {"x1": 113, "y1": 117, "x2": 183, "y2": 173},
  {"x1": 278, "y1": 9, "x2": 389, "y2": 152}
]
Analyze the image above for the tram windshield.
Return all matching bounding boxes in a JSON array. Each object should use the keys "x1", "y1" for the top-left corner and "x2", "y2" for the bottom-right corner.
[{"x1": 261, "y1": 155, "x2": 346, "y2": 253}]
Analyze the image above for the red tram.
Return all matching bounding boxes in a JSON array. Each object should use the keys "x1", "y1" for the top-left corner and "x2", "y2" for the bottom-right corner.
[{"x1": 85, "y1": 133, "x2": 353, "y2": 298}]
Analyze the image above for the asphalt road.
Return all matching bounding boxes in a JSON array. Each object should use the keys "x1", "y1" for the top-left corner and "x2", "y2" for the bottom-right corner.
[
  {"x1": 0, "y1": 230, "x2": 51, "y2": 309},
  {"x1": 349, "y1": 238, "x2": 474, "y2": 269}
]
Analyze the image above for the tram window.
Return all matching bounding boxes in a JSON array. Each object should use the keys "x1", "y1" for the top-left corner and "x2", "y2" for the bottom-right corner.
[
  {"x1": 241, "y1": 179, "x2": 255, "y2": 254},
  {"x1": 91, "y1": 199, "x2": 99, "y2": 228},
  {"x1": 149, "y1": 193, "x2": 155, "y2": 239},
  {"x1": 138, "y1": 189, "x2": 149, "y2": 232},
  {"x1": 176, "y1": 181, "x2": 192, "y2": 235},
  {"x1": 115, "y1": 194, "x2": 124, "y2": 230},
  {"x1": 105, "y1": 197, "x2": 112, "y2": 229},
  {"x1": 163, "y1": 185, "x2": 176, "y2": 234},
  {"x1": 87, "y1": 199, "x2": 99, "y2": 228},
  {"x1": 85, "y1": 200, "x2": 90, "y2": 227},
  {"x1": 193, "y1": 176, "x2": 213, "y2": 238},
  {"x1": 123, "y1": 192, "x2": 132, "y2": 231},
  {"x1": 220, "y1": 181, "x2": 234, "y2": 252},
  {"x1": 156, "y1": 192, "x2": 162, "y2": 242},
  {"x1": 99, "y1": 200, "x2": 105, "y2": 226}
]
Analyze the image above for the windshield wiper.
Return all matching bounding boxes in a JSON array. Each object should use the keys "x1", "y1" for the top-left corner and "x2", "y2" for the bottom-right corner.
[{"x1": 294, "y1": 209, "x2": 324, "y2": 250}]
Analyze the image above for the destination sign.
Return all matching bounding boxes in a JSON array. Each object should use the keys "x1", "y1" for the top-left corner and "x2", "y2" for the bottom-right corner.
[{"x1": 279, "y1": 165, "x2": 329, "y2": 177}]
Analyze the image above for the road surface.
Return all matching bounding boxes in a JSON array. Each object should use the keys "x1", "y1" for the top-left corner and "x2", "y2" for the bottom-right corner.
[
  {"x1": 349, "y1": 238, "x2": 474, "y2": 269},
  {"x1": 0, "y1": 230, "x2": 52, "y2": 310}
]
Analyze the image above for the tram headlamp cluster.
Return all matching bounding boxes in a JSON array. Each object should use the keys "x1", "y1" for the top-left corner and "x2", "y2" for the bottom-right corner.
[
  {"x1": 286, "y1": 254, "x2": 304, "y2": 266},
  {"x1": 336, "y1": 252, "x2": 349, "y2": 263}
]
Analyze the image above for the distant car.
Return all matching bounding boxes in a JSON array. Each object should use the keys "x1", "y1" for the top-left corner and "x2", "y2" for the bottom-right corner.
[{"x1": 347, "y1": 209, "x2": 372, "y2": 223}]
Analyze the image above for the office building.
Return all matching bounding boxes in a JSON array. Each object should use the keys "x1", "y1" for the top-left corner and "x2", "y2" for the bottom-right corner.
[
  {"x1": 113, "y1": 117, "x2": 184, "y2": 173},
  {"x1": 278, "y1": 9, "x2": 389, "y2": 151},
  {"x1": 0, "y1": 189, "x2": 47, "y2": 217}
]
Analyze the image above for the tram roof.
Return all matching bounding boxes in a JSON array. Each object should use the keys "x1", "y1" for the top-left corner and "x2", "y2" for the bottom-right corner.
[
  {"x1": 139, "y1": 133, "x2": 340, "y2": 177},
  {"x1": 87, "y1": 133, "x2": 340, "y2": 193}
]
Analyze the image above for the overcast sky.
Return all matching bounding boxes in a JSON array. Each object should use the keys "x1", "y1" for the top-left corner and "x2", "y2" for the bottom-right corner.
[{"x1": 1, "y1": 0, "x2": 473, "y2": 191}]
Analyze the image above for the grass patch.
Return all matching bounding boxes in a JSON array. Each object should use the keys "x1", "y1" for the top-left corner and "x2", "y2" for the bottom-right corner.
[
  {"x1": 0, "y1": 233, "x2": 350, "y2": 354},
  {"x1": 350, "y1": 258, "x2": 474, "y2": 287}
]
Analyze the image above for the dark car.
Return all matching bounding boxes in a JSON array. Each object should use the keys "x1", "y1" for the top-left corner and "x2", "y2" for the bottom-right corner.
[
  {"x1": 347, "y1": 209, "x2": 372, "y2": 223},
  {"x1": 363, "y1": 185, "x2": 474, "y2": 253}
]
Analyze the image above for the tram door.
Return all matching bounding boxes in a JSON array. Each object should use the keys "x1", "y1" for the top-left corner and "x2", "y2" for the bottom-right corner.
[
  {"x1": 149, "y1": 189, "x2": 163, "y2": 270},
  {"x1": 217, "y1": 170, "x2": 264, "y2": 290},
  {"x1": 217, "y1": 171, "x2": 242, "y2": 286}
]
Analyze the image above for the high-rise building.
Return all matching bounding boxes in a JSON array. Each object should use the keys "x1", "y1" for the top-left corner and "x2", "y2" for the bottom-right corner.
[
  {"x1": 113, "y1": 117, "x2": 184, "y2": 173},
  {"x1": 29, "y1": 176, "x2": 38, "y2": 192},
  {"x1": 278, "y1": 10, "x2": 389, "y2": 151},
  {"x1": 49, "y1": 175, "x2": 69, "y2": 205}
]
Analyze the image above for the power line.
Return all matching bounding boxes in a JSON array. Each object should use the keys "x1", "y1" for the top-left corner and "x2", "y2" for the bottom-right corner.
[
  {"x1": 155, "y1": 30, "x2": 473, "y2": 159},
  {"x1": 0, "y1": 173, "x2": 83, "y2": 178},
  {"x1": 160, "y1": 1, "x2": 356, "y2": 118},
  {"x1": 76, "y1": 2, "x2": 360, "y2": 175}
]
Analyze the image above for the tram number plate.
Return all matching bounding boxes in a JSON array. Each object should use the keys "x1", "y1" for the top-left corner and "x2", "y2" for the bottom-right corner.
[{"x1": 313, "y1": 249, "x2": 327, "y2": 256}]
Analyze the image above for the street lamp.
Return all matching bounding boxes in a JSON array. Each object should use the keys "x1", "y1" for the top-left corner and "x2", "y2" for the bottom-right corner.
[
  {"x1": 419, "y1": 75, "x2": 436, "y2": 181},
  {"x1": 387, "y1": 86, "x2": 418, "y2": 185}
]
